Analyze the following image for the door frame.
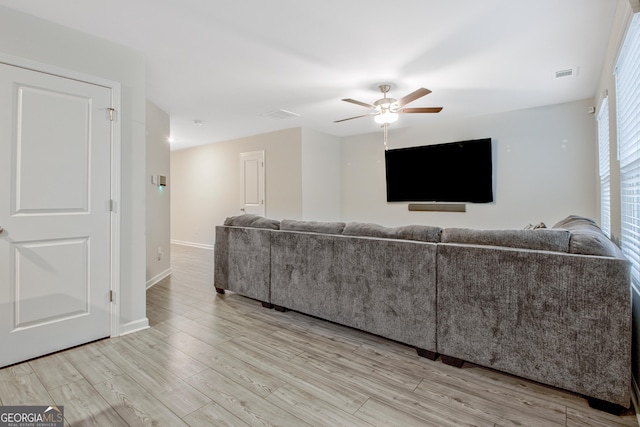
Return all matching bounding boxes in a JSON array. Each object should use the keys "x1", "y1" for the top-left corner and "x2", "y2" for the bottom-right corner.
[{"x1": 0, "y1": 53, "x2": 122, "y2": 337}]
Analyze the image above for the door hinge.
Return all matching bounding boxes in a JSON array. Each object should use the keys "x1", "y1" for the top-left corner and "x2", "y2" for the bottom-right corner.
[
  {"x1": 108, "y1": 108, "x2": 117, "y2": 122},
  {"x1": 110, "y1": 290, "x2": 113, "y2": 302}
]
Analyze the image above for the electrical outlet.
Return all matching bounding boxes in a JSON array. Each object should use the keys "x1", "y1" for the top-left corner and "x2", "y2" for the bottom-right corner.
[{"x1": 157, "y1": 247, "x2": 162, "y2": 261}]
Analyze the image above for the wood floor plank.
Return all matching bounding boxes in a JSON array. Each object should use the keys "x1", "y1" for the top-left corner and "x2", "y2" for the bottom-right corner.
[
  {"x1": 119, "y1": 328, "x2": 209, "y2": 379},
  {"x1": 146, "y1": 293, "x2": 196, "y2": 316},
  {"x1": 146, "y1": 302, "x2": 179, "y2": 325},
  {"x1": 162, "y1": 314, "x2": 233, "y2": 346},
  {"x1": 464, "y1": 362, "x2": 632, "y2": 416},
  {"x1": 566, "y1": 406, "x2": 638, "y2": 427},
  {"x1": 293, "y1": 348, "x2": 420, "y2": 395},
  {"x1": 164, "y1": 331, "x2": 287, "y2": 397},
  {"x1": 420, "y1": 360, "x2": 568, "y2": 423},
  {"x1": 218, "y1": 337, "x2": 370, "y2": 414},
  {"x1": 29, "y1": 353, "x2": 83, "y2": 390},
  {"x1": 185, "y1": 368, "x2": 313, "y2": 427},
  {"x1": 371, "y1": 385, "x2": 495, "y2": 427},
  {"x1": 63, "y1": 342, "x2": 123, "y2": 385},
  {"x1": 0, "y1": 363, "x2": 55, "y2": 405},
  {"x1": 306, "y1": 320, "x2": 420, "y2": 359},
  {"x1": 93, "y1": 373, "x2": 188, "y2": 427},
  {"x1": 151, "y1": 320, "x2": 181, "y2": 337},
  {"x1": 354, "y1": 398, "x2": 441, "y2": 427},
  {"x1": 99, "y1": 341, "x2": 211, "y2": 417},
  {"x1": 148, "y1": 284, "x2": 203, "y2": 306},
  {"x1": 304, "y1": 344, "x2": 423, "y2": 391},
  {"x1": 48, "y1": 378, "x2": 127, "y2": 426},
  {"x1": 189, "y1": 308, "x2": 287, "y2": 342},
  {"x1": 271, "y1": 327, "x2": 361, "y2": 360},
  {"x1": 182, "y1": 401, "x2": 251, "y2": 427},
  {"x1": 414, "y1": 374, "x2": 566, "y2": 427},
  {"x1": 266, "y1": 382, "x2": 375, "y2": 427}
]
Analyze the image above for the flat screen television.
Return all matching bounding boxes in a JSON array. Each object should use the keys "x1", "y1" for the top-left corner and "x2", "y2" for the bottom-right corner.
[{"x1": 385, "y1": 138, "x2": 493, "y2": 203}]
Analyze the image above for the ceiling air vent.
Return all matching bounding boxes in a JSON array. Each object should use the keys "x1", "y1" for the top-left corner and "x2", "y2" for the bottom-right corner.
[
  {"x1": 261, "y1": 109, "x2": 300, "y2": 120},
  {"x1": 555, "y1": 68, "x2": 575, "y2": 79}
]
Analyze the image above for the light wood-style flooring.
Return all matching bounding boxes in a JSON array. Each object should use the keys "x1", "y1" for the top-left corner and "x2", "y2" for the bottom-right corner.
[{"x1": 0, "y1": 244, "x2": 638, "y2": 426}]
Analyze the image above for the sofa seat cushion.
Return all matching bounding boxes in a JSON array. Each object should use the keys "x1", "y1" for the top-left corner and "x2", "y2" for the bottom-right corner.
[
  {"x1": 343, "y1": 222, "x2": 442, "y2": 243},
  {"x1": 223, "y1": 214, "x2": 280, "y2": 230},
  {"x1": 441, "y1": 228, "x2": 570, "y2": 252},
  {"x1": 280, "y1": 219, "x2": 346, "y2": 235},
  {"x1": 553, "y1": 215, "x2": 624, "y2": 258}
]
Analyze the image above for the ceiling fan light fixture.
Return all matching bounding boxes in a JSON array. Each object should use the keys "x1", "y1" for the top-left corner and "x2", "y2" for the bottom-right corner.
[{"x1": 374, "y1": 111, "x2": 398, "y2": 124}]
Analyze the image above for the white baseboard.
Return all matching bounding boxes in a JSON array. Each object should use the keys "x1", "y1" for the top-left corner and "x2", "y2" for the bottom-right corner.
[
  {"x1": 146, "y1": 268, "x2": 172, "y2": 289},
  {"x1": 117, "y1": 318, "x2": 150, "y2": 337},
  {"x1": 171, "y1": 239, "x2": 214, "y2": 250}
]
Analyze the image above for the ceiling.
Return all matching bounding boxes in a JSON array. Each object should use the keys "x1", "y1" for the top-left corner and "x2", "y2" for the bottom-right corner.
[{"x1": 0, "y1": 0, "x2": 620, "y2": 151}]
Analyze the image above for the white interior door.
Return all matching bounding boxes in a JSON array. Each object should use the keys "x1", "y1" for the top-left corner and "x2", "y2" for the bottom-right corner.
[
  {"x1": 239, "y1": 151, "x2": 265, "y2": 216},
  {"x1": 0, "y1": 63, "x2": 112, "y2": 367}
]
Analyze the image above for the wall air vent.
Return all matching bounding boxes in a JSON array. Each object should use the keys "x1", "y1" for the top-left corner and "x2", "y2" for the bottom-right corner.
[
  {"x1": 261, "y1": 109, "x2": 300, "y2": 120},
  {"x1": 555, "y1": 68, "x2": 575, "y2": 79}
]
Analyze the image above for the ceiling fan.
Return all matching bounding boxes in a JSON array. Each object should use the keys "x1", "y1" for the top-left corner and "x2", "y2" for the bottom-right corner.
[
  {"x1": 335, "y1": 83, "x2": 442, "y2": 149},
  {"x1": 334, "y1": 84, "x2": 442, "y2": 125}
]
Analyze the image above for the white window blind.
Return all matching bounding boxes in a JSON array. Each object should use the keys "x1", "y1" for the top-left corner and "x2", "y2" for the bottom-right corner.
[
  {"x1": 597, "y1": 97, "x2": 611, "y2": 237},
  {"x1": 615, "y1": 12, "x2": 640, "y2": 288}
]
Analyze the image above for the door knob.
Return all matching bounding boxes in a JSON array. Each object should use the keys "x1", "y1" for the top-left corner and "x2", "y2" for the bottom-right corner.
[{"x1": 0, "y1": 226, "x2": 3, "y2": 233}]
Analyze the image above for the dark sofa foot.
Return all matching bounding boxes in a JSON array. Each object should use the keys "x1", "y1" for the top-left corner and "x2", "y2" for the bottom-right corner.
[
  {"x1": 261, "y1": 302, "x2": 274, "y2": 309},
  {"x1": 274, "y1": 305, "x2": 289, "y2": 312},
  {"x1": 215, "y1": 287, "x2": 225, "y2": 294},
  {"x1": 416, "y1": 348, "x2": 438, "y2": 361},
  {"x1": 587, "y1": 397, "x2": 625, "y2": 415},
  {"x1": 440, "y1": 355, "x2": 465, "y2": 368}
]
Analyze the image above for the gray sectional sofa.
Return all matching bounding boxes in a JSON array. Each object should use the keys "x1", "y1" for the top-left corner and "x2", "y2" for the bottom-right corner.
[{"x1": 213, "y1": 214, "x2": 631, "y2": 409}]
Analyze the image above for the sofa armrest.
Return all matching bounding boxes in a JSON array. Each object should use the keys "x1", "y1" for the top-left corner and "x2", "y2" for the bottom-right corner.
[{"x1": 214, "y1": 226, "x2": 272, "y2": 303}]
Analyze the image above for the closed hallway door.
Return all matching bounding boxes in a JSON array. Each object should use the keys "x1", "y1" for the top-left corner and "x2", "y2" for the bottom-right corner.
[
  {"x1": 239, "y1": 150, "x2": 265, "y2": 216},
  {"x1": 0, "y1": 62, "x2": 113, "y2": 367}
]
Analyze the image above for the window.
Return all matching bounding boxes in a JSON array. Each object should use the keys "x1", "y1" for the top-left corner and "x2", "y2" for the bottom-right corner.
[
  {"x1": 615, "y1": 13, "x2": 640, "y2": 288},
  {"x1": 597, "y1": 97, "x2": 611, "y2": 237}
]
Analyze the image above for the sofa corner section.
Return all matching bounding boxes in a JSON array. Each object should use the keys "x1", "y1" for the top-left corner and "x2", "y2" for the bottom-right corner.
[{"x1": 436, "y1": 243, "x2": 631, "y2": 408}]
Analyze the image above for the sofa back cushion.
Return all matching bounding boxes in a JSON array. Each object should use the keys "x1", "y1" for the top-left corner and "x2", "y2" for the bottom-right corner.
[
  {"x1": 223, "y1": 214, "x2": 280, "y2": 230},
  {"x1": 342, "y1": 222, "x2": 442, "y2": 243},
  {"x1": 280, "y1": 219, "x2": 346, "y2": 235},
  {"x1": 441, "y1": 228, "x2": 570, "y2": 252},
  {"x1": 552, "y1": 215, "x2": 624, "y2": 258}
]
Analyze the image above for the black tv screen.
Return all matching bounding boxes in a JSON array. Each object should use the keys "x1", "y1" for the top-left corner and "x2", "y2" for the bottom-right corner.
[{"x1": 385, "y1": 138, "x2": 493, "y2": 203}]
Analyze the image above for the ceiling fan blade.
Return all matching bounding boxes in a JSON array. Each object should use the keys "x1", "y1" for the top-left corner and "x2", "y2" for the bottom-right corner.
[
  {"x1": 342, "y1": 98, "x2": 374, "y2": 109},
  {"x1": 399, "y1": 107, "x2": 443, "y2": 114},
  {"x1": 334, "y1": 113, "x2": 376, "y2": 123},
  {"x1": 396, "y1": 88, "x2": 432, "y2": 107}
]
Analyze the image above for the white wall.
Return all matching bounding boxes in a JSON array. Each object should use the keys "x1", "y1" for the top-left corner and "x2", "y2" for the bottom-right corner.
[
  {"x1": 341, "y1": 99, "x2": 597, "y2": 229},
  {"x1": 0, "y1": 6, "x2": 147, "y2": 333},
  {"x1": 146, "y1": 101, "x2": 171, "y2": 287},
  {"x1": 171, "y1": 128, "x2": 302, "y2": 247},
  {"x1": 301, "y1": 128, "x2": 341, "y2": 221}
]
